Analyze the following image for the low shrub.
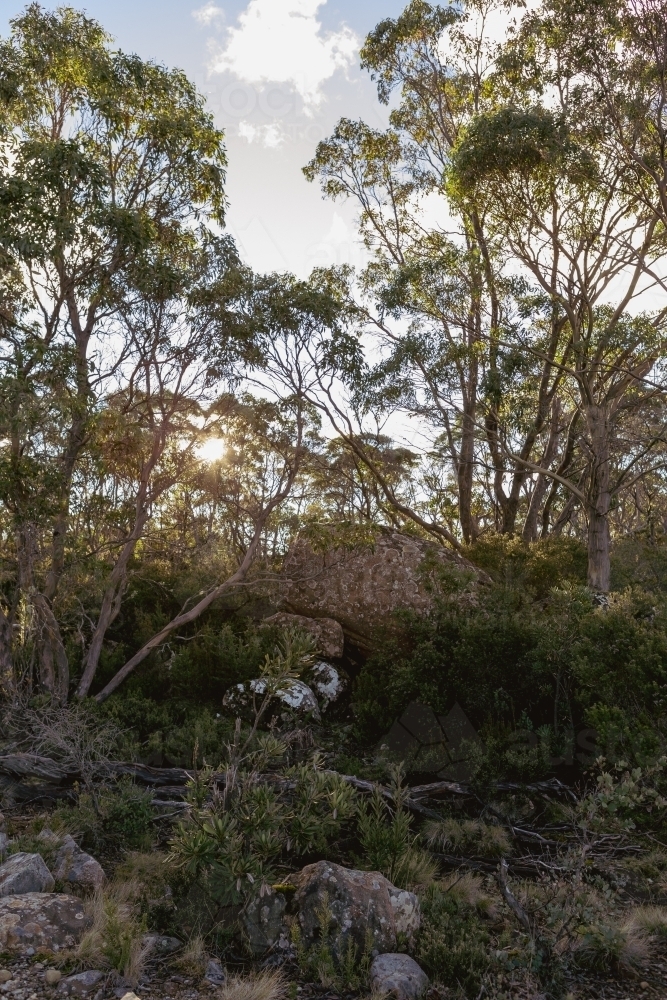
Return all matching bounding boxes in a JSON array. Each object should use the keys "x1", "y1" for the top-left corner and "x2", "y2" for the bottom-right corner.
[{"x1": 417, "y1": 883, "x2": 492, "y2": 997}]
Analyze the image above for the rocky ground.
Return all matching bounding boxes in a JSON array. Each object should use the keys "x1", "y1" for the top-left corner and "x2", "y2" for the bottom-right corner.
[{"x1": 2, "y1": 955, "x2": 667, "y2": 1000}]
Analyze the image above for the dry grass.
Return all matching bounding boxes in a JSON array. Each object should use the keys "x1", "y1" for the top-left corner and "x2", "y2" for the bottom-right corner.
[
  {"x1": 572, "y1": 918, "x2": 651, "y2": 972},
  {"x1": 392, "y1": 845, "x2": 439, "y2": 891},
  {"x1": 623, "y1": 904, "x2": 667, "y2": 938},
  {"x1": 173, "y1": 934, "x2": 208, "y2": 978},
  {"x1": 440, "y1": 870, "x2": 499, "y2": 919},
  {"x1": 217, "y1": 971, "x2": 288, "y2": 1000},
  {"x1": 76, "y1": 883, "x2": 149, "y2": 986},
  {"x1": 423, "y1": 818, "x2": 512, "y2": 858}
]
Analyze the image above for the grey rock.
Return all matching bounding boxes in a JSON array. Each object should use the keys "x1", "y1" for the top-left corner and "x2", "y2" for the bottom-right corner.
[
  {"x1": 36, "y1": 829, "x2": 61, "y2": 847},
  {"x1": 293, "y1": 861, "x2": 420, "y2": 961},
  {"x1": 262, "y1": 613, "x2": 345, "y2": 659},
  {"x1": 306, "y1": 661, "x2": 348, "y2": 710},
  {"x1": 370, "y1": 953, "x2": 429, "y2": 1000},
  {"x1": 242, "y1": 889, "x2": 289, "y2": 956},
  {"x1": 141, "y1": 933, "x2": 182, "y2": 955},
  {"x1": 57, "y1": 971, "x2": 104, "y2": 996},
  {"x1": 223, "y1": 677, "x2": 320, "y2": 725},
  {"x1": 204, "y1": 958, "x2": 226, "y2": 985},
  {"x1": 53, "y1": 836, "x2": 105, "y2": 889},
  {"x1": 0, "y1": 854, "x2": 55, "y2": 896},
  {"x1": 283, "y1": 529, "x2": 481, "y2": 650},
  {"x1": 0, "y1": 892, "x2": 89, "y2": 952}
]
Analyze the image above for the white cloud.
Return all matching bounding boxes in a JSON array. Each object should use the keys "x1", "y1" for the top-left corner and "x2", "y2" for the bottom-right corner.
[
  {"x1": 238, "y1": 121, "x2": 285, "y2": 148},
  {"x1": 213, "y1": 0, "x2": 358, "y2": 113},
  {"x1": 193, "y1": 3, "x2": 224, "y2": 26}
]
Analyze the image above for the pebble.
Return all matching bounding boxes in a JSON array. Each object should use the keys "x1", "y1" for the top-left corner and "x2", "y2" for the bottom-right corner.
[{"x1": 45, "y1": 972, "x2": 61, "y2": 987}]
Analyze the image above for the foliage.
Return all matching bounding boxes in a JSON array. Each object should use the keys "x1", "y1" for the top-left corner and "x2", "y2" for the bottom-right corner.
[
  {"x1": 291, "y1": 894, "x2": 373, "y2": 992},
  {"x1": 53, "y1": 779, "x2": 154, "y2": 852},
  {"x1": 416, "y1": 883, "x2": 492, "y2": 996},
  {"x1": 357, "y1": 765, "x2": 437, "y2": 889},
  {"x1": 354, "y1": 582, "x2": 667, "y2": 773}
]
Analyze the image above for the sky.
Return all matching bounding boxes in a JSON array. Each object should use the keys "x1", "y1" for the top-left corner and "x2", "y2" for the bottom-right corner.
[{"x1": 0, "y1": 0, "x2": 409, "y2": 277}]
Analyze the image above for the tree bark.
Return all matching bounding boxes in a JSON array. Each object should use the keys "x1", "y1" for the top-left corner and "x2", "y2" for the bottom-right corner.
[
  {"x1": 458, "y1": 395, "x2": 478, "y2": 544},
  {"x1": 586, "y1": 404, "x2": 612, "y2": 592},
  {"x1": 523, "y1": 401, "x2": 562, "y2": 543},
  {"x1": 0, "y1": 605, "x2": 14, "y2": 699}
]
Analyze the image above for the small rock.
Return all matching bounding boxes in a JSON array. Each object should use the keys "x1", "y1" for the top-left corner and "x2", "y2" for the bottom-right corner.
[
  {"x1": 119, "y1": 994, "x2": 140, "y2": 1000},
  {"x1": 57, "y1": 971, "x2": 103, "y2": 996},
  {"x1": 0, "y1": 973, "x2": 10, "y2": 984},
  {"x1": 141, "y1": 934, "x2": 181, "y2": 956},
  {"x1": 53, "y1": 836, "x2": 105, "y2": 890},
  {"x1": 36, "y1": 830, "x2": 60, "y2": 847},
  {"x1": 0, "y1": 854, "x2": 55, "y2": 897},
  {"x1": 203, "y1": 959, "x2": 225, "y2": 986},
  {"x1": 44, "y1": 971, "x2": 61, "y2": 986},
  {"x1": 370, "y1": 954, "x2": 429, "y2": 1000}
]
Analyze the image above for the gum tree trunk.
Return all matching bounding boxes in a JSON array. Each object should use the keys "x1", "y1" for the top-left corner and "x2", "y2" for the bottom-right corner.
[{"x1": 586, "y1": 404, "x2": 611, "y2": 592}]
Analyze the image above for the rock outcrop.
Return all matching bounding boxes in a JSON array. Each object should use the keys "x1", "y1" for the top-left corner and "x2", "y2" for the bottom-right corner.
[
  {"x1": 293, "y1": 861, "x2": 420, "y2": 960},
  {"x1": 53, "y1": 835, "x2": 105, "y2": 889},
  {"x1": 370, "y1": 953, "x2": 429, "y2": 1000},
  {"x1": 282, "y1": 530, "x2": 479, "y2": 649},
  {"x1": 262, "y1": 613, "x2": 345, "y2": 659},
  {"x1": 0, "y1": 854, "x2": 55, "y2": 897},
  {"x1": 0, "y1": 893, "x2": 89, "y2": 952}
]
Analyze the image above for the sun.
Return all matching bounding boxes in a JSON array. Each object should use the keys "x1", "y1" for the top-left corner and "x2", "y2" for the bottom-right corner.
[{"x1": 197, "y1": 437, "x2": 226, "y2": 463}]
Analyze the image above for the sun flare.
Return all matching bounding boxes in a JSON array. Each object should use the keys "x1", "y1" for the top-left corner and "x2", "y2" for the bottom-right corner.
[{"x1": 197, "y1": 437, "x2": 226, "y2": 463}]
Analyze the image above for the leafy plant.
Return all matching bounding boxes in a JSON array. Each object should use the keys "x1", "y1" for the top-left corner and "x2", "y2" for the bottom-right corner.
[{"x1": 357, "y1": 765, "x2": 437, "y2": 890}]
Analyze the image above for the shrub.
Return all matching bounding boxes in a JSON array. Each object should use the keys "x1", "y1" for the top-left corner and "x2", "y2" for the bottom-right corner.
[{"x1": 417, "y1": 883, "x2": 491, "y2": 996}]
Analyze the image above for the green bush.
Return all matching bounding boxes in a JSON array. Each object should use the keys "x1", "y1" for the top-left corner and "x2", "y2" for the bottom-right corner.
[
  {"x1": 53, "y1": 780, "x2": 155, "y2": 852},
  {"x1": 417, "y1": 884, "x2": 491, "y2": 996},
  {"x1": 354, "y1": 584, "x2": 667, "y2": 773}
]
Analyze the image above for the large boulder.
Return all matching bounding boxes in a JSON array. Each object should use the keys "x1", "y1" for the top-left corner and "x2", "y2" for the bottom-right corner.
[
  {"x1": 242, "y1": 889, "x2": 289, "y2": 956},
  {"x1": 293, "y1": 861, "x2": 420, "y2": 960},
  {"x1": 262, "y1": 613, "x2": 345, "y2": 659},
  {"x1": 370, "y1": 953, "x2": 429, "y2": 1000},
  {"x1": 223, "y1": 677, "x2": 320, "y2": 725},
  {"x1": 53, "y1": 835, "x2": 105, "y2": 889},
  {"x1": 282, "y1": 529, "x2": 480, "y2": 649},
  {"x1": 0, "y1": 892, "x2": 89, "y2": 952},
  {"x1": 0, "y1": 854, "x2": 55, "y2": 897}
]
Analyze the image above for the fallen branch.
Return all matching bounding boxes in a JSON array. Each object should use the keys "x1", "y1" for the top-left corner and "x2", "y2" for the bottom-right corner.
[{"x1": 497, "y1": 858, "x2": 533, "y2": 934}]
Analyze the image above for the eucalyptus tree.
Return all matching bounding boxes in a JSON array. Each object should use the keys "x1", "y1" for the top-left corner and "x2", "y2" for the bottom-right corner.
[
  {"x1": 305, "y1": 0, "x2": 568, "y2": 543},
  {"x1": 448, "y1": 5, "x2": 667, "y2": 590},
  {"x1": 0, "y1": 4, "x2": 227, "y2": 699}
]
